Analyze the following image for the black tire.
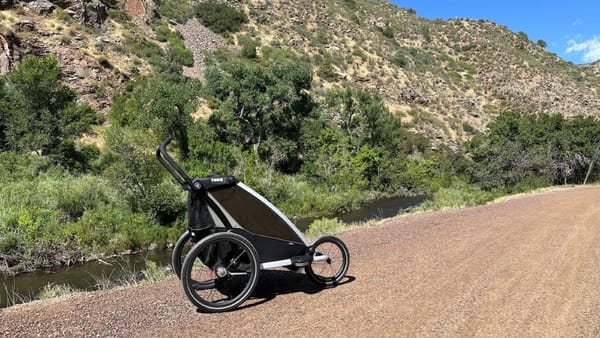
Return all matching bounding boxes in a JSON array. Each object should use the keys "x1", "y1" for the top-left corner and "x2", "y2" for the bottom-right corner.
[
  {"x1": 181, "y1": 232, "x2": 260, "y2": 313},
  {"x1": 305, "y1": 236, "x2": 350, "y2": 287},
  {"x1": 172, "y1": 230, "x2": 191, "y2": 279}
]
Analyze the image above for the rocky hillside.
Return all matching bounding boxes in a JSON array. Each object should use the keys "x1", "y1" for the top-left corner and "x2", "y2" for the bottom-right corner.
[{"x1": 1, "y1": 0, "x2": 599, "y2": 147}]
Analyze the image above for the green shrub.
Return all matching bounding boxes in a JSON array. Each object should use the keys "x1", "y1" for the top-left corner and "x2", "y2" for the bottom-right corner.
[
  {"x1": 267, "y1": 176, "x2": 364, "y2": 218},
  {"x1": 138, "y1": 182, "x2": 186, "y2": 225},
  {"x1": 50, "y1": 175, "x2": 114, "y2": 221},
  {"x1": 140, "y1": 261, "x2": 172, "y2": 283},
  {"x1": 417, "y1": 181, "x2": 496, "y2": 211},
  {"x1": 392, "y1": 51, "x2": 407, "y2": 67},
  {"x1": 0, "y1": 152, "x2": 51, "y2": 182},
  {"x1": 316, "y1": 29, "x2": 329, "y2": 45},
  {"x1": 194, "y1": 3, "x2": 248, "y2": 34},
  {"x1": 154, "y1": 23, "x2": 175, "y2": 43},
  {"x1": 238, "y1": 36, "x2": 258, "y2": 59},
  {"x1": 536, "y1": 39, "x2": 547, "y2": 48},
  {"x1": 123, "y1": 34, "x2": 162, "y2": 59},
  {"x1": 317, "y1": 59, "x2": 337, "y2": 81},
  {"x1": 462, "y1": 122, "x2": 476, "y2": 134},
  {"x1": 37, "y1": 283, "x2": 78, "y2": 300},
  {"x1": 155, "y1": 0, "x2": 194, "y2": 23},
  {"x1": 60, "y1": 36, "x2": 71, "y2": 45},
  {"x1": 518, "y1": 31, "x2": 529, "y2": 41},
  {"x1": 507, "y1": 175, "x2": 550, "y2": 194},
  {"x1": 1, "y1": 55, "x2": 99, "y2": 167},
  {"x1": 97, "y1": 55, "x2": 112, "y2": 69},
  {"x1": 305, "y1": 218, "x2": 346, "y2": 237},
  {"x1": 108, "y1": 9, "x2": 130, "y2": 24},
  {"x1": 380, "y1": 26, "x2": 395, "y2": 39},
  {"x1": 64, "y1": 208, "x2": 164, "y2": 254},
  {"x1": 167, "y1": 41, "x2": 194, "y2": 67}
]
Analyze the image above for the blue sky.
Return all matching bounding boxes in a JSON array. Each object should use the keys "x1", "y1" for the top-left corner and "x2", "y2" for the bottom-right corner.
[{"x1": 391, "y1": 1, "x2": 600, "y2": 64}]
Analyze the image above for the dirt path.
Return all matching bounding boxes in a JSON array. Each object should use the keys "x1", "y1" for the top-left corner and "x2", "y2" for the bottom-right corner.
[{"x1": 3, "y1": 186, "x2": 600, "y2": 337}]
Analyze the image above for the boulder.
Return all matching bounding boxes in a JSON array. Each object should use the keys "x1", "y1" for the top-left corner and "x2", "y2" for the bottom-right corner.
[
  {"x1": 26, "y1": 0, "x2": 56, "y2": 14},
  {"x1": 84, "y1": 0, "x2": 107, "y2": 27},
  {"x1": 65, "y1": 0, "x2": 108, "y2": 27},
  {"x1": 0, "y1": 31, "x2": 20, "y2": 76}
]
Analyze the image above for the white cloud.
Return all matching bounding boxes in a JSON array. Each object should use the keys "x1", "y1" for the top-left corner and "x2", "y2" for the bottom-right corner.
[
  {"x1": 565, "y1": 37, "x2": 600, "y2": 63},
  {"x1": 572, "y1": 18, "x2": 584, "y2": 27}
]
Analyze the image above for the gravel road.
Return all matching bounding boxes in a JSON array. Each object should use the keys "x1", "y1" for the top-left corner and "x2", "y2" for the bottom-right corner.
[{"x1": 2, "y1": 186, "x2": 600, "y2": 337}]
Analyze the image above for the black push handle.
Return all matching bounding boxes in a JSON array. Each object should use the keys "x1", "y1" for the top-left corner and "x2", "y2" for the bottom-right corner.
[{"x1": 156, "y1": 137, "x2": 194, "y2": 190}]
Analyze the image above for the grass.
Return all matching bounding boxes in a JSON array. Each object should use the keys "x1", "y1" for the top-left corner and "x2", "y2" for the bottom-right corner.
[
  {"x1": 3, "y1": 284, "x2": 35, "y2": 307},
  {"x1": 92, "y1": 260, "x2": 173, "y2": 290},
  {"x1": 305, "y1": 218, "x2": 346, "y2": 237},
  {"x1": 37, "y1": 283, "x2": 79, "y2": 301},
  {"x1": 415, "y1": 183, "x2": 497, "y2": 212}
]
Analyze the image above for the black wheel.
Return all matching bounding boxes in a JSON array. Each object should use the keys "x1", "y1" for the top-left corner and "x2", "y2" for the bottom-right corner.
[
  {"x1": 305, "y1": 236, "x2": 350, "y2": 287},
  {"x1": 181, "y1": 232, "x2": 260, "y2": 313},
  {"x1": 172, "y1": 230, "x2": 191, "y2": 279}
]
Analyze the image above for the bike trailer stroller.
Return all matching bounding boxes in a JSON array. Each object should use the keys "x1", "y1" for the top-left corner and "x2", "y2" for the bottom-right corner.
[{"x1": 157, "y1": 137, "x2": 350, "y2": 312}]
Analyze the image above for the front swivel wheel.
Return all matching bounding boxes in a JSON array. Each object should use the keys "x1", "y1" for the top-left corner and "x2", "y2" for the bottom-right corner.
[{"x1": 305, "y1": 236, "x2": 350, "y2": 287}]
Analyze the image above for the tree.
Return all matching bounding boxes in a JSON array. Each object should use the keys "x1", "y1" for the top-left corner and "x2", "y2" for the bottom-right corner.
[
  {"x1": 466, "y1": 112, "x2": 600, "y2": 191},
  {"x1": 204, "y1": 57, "x2": 313, "y2": 172},
  {"x1": 140, "y1": 76, "x2": 200, "y2": 159},
  {"x1": 109, "y1": 74, "x2": 201, "y2": 159},
  {"x1": 323, "y1": 88, "x2": 401, "y2": 151},
  {"x1": 536, "y1": 39, "x2": 547, "y2": 49},
  {"x1": 0, "y1": 55, "x2": 98, "y2": 166},
  {"x1": 194, "y1": 3, "x2": 248, "y2": 34}
]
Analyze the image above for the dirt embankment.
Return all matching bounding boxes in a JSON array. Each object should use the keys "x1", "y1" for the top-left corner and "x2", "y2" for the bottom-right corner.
[{"x1": 2, "y1": 186, "x2": 600, "y2": 337}]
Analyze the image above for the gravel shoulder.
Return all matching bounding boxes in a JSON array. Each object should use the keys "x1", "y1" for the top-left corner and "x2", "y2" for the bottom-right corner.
[{"x1": 2, "y1": 186, "x2": 600, "y2": 337}]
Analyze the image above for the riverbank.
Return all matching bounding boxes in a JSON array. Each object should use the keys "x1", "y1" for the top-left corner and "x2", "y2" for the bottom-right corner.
[
  {"x1": 3, "y1": 186, "x2": 600, "y2": 336},
  {"x1": 1, "y1": 193, "x2": 425, "y2": 307},
  {"x1": 1, "y1": 191, "x2": 425, "y2": 278}
]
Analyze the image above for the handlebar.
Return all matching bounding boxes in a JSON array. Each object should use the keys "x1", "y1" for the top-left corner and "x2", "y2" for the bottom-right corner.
[{"x1": 156, "y1": 137, "x2": 195, "y2": 190}]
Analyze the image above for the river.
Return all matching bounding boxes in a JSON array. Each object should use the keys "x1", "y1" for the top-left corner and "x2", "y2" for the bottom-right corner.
[{"x1": 0, "y1": 195, "x2": 425, "y2": 308}]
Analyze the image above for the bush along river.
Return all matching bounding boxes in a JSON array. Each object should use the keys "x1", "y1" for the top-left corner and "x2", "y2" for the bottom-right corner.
[{"x1": 0, "y1": 195, "x2": 425, "y2": 308}]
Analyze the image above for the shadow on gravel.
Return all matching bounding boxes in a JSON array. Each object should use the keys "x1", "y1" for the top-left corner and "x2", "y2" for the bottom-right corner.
[{"x1": 197, "y1": 270, "x2": 356, "y2": 313}]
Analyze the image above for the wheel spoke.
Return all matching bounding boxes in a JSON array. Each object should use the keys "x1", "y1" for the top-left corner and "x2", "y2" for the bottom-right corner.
[
  {"x1": 229, "y1": 272, "x2": 249, "y2": 276},
  {"x1": 226, "y1": 249, "x2": 247, "y2": 270},
  {"x1": 182, "y1": 233, "x2": 259, "y2": 312}
]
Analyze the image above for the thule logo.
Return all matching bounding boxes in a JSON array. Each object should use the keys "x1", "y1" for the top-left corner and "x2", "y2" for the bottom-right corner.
[{"x1": 211, "y1": 178, "x2": 225, "y2": 183}]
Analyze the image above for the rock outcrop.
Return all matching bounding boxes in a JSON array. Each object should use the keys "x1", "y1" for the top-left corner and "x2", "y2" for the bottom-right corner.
[
  {"x1": 0, "y1": 35, "x2": 13, "y2": 75},
  {"x1": 124, "y1": 0, "x2": 157, "y2": 34},
  {"x1": 65, "y1": 0, "x2": 108, "y2": 27}
]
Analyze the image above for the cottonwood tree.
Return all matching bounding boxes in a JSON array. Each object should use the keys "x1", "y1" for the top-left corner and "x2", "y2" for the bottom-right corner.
[
  {"x1": 204, "y1": 57, "x2": 313, "y2": 172},
  {"x1": 0, "y1": 55, "x2": 98, "y2": 167}
]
